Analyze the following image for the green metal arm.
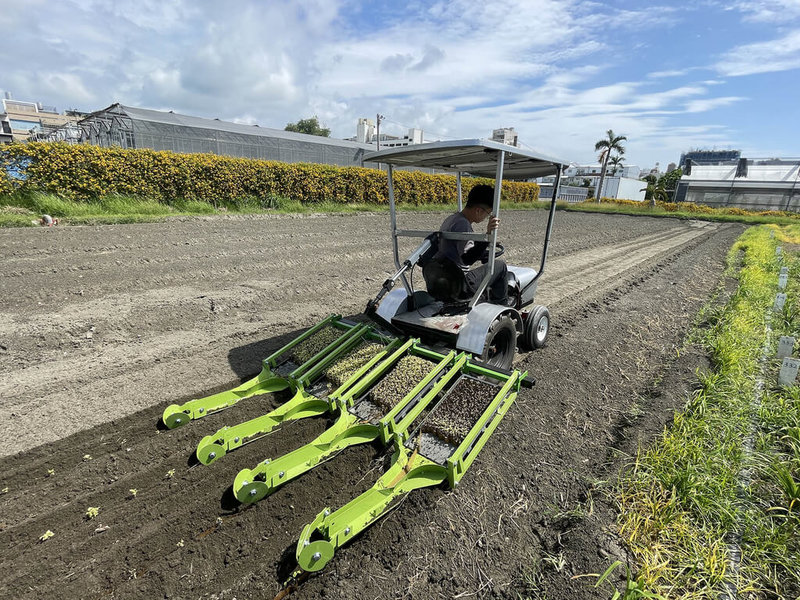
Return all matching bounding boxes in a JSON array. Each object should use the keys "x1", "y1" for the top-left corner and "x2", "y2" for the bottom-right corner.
[
  {"x1": 232, "y1": 348, "x2": 463, "y2": 502},
  {"x1": 162, "y1": 314, "x2": 349, "y2": 429},
  {"x1": 195, "y1": 335, "x2": 406, "y2": 465},
  {"x1": 195, "y1": 389, "x2": 329, "y2": 465},
  {"x1": 233, "y1": 411, "x2": 374, "y2": 503},
  {"x1": 162, "y1": 370, "x2": 290, "y2": 429},
  {"x1": 296, "y1": 444, "x2": 447, "y2": 572}
]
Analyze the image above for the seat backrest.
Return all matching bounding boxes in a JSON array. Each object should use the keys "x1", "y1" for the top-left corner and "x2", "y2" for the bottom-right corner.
[
  {"x1": 417, "y1": 232, "x2": 440, "y2": 268},
  {"x1": 422, "y1": 257, "x2": 467, "y2": 302}
]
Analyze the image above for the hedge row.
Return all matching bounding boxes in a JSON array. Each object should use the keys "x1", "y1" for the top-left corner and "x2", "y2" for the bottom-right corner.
[{"x1": 0, "y1": 142, "x2": 540, "y2": 206}]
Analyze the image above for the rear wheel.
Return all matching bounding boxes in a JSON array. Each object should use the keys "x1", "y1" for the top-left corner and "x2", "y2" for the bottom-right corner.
[
  {"x1": 521, "y1": 305, "x2": 550, "y2": 350},
  {"x1": 479, "y1": 315, "x2": 517, "y2": 370}
]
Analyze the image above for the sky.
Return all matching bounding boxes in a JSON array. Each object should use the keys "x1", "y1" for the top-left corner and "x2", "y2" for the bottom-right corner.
[{"x1": 2, "y1": 0, "x2": 799, "y2": 170}]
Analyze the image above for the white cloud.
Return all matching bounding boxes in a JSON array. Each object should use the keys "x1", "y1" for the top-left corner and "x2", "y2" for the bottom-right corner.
[
  {"x1": 715, "y1": 29, "x2": 800, "y2": 76},
  {"x1": 730, "y1": 0, "x2": 800, "y2": 23},
  {"x1": 684, "y1": 96, "x2": 745, "y2": 112}
]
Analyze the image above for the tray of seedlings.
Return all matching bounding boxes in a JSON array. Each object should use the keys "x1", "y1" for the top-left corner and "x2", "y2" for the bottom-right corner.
[{"x1": 411, "y1": 374, "x2": 500, "y2": 465}]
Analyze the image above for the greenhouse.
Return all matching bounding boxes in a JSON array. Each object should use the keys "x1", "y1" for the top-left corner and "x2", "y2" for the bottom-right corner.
[
  {"x1": 675, "y1": 157, "x2": 800, "y2": 211},
  {"x1": 78, "y1": 103, "x2": 377, "y2": 167}
]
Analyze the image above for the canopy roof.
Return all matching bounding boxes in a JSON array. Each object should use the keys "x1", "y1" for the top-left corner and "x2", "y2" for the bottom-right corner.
[{"x1": 363, "y1": 139, "x2": 568, "y2": 179}]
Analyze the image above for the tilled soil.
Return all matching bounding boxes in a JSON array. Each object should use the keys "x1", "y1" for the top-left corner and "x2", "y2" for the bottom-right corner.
[{"x1": 0, "y1": 211, "x2": 744, "y2": 599}]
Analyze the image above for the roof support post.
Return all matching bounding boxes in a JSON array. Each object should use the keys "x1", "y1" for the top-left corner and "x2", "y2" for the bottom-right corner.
[
  {"x1": 388, "y1": 164, "x2": 412, "y2": 296},
  {"x1": 469, "y1": 150, "x2": 504, "y2": 308}
]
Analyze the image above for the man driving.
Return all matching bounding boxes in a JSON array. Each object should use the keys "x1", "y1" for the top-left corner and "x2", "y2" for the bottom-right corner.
[{"x1": 429, "y1": 184, "x2": 511, "y2": 306}]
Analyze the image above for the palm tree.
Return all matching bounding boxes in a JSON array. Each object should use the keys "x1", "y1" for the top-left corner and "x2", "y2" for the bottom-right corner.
[
  {"x1": 609, "y1": 154, "x2": 624, "y2": 175},
  {"x1": 594, "y1": 130, "x2": 627, "y2": 201},
  {"x1": 641, "y1": 176, "x2": 669, "y2": 208}
]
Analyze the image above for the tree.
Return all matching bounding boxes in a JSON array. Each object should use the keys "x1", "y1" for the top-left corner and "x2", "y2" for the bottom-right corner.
[
  {"x1": 593, "y1": 129, "x2": 627, "y2": 201},
  {"x1": 609, "y1": 154, "x2": 625, "y2": 175},
  {"x1": 284, "y1": 116, "x2": 331, "y2": 137},
  {"x1": 641, "y1": 177, "x2": 669, "y2": 208},
  {"x1": 660, "y1": 167, "x2": 683, "y2": 198}
]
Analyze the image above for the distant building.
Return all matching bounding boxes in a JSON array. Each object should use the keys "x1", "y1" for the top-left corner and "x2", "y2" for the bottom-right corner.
[
  {"x1": 491, "y1": 127, "x2": 518, "y2": 147},
  {"x1": 539, "y1": 162, "x2": 645, "y2": 201},
  {"x1": 78, "y1": 104, "x2": 377, "y2": 167},
  {"x1": 0, "y1": 94, "x2": 82, "y2": 143},
  {"x1": 679, "y1": 149, "x2": 740, "y2": 169},
  {"x1": 675, "y1": 157, "x2": 800, "y2": 211},
  {"x1": 349, "y1": 117, "x2": 423, "y2": 148}
]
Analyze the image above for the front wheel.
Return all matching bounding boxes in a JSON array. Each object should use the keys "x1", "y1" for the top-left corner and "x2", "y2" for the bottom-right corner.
[
  {"x1": 479, "y1": 315, "x2": 517, "y2": 370},
  {"x1": 521, "y1": 305, "x2": 550, "y2": 350}
]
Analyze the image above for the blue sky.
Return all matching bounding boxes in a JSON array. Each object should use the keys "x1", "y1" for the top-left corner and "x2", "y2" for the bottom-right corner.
[{"x1": 2, "y1": 0, "x2": 799, "y2": 170}]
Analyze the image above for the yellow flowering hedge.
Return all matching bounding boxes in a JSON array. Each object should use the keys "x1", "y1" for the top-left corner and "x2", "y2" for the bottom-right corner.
[{"x1": 0, "y1": 142, "x2": 540, "y2": 205}]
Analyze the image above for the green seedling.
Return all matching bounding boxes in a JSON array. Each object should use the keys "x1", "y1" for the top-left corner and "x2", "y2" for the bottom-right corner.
[
  {"x1": 39, "y1": 530, "x2": 55, "y2": 542},
  {"x1": 165, "y1": 469, "x2": 175, "y2": 479},
  {"x1": 176, "y1": 539, "x2": 185, "y2": 547},
  {"x1": 578, "y1": 561, "x2": 666, "y2": 600},
  {"x1": 82, "y1": 454, "x2": 92, "y2": 461},
  {"x1": 47, "y1": 469, "x2": 55, "y2": 477},
  {"x1": 129, "y1": 488, "x2": 138, "y2": 498},
  {"x1": 85, "y1": 507, "x2": 99, "y2": 520},
  {"x1": 1, "y1": 487, "x2": 7, "y2": 494}
]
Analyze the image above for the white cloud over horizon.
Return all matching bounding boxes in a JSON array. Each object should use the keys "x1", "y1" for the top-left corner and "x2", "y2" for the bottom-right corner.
[{"x1": 2, "y1": 0, "x2": 799, "y2": 168}]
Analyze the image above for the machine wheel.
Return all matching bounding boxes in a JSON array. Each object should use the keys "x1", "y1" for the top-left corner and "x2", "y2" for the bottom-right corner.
[
  {"x1": 479, "y1": 314, "x2": 517, "y2": 370},
  {"x1": 522, "y1": 305, "x2": 550, "y2": 350}
]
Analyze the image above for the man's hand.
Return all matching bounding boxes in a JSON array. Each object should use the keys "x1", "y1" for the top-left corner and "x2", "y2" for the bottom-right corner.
[{"x1": 486, "y1": 216, "x2": 500, "y2": 233}]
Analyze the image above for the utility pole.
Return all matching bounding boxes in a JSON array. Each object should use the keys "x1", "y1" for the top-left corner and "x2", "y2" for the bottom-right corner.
[{"x1": 376, "y1": 114, "x2": 384, "y2": 151}]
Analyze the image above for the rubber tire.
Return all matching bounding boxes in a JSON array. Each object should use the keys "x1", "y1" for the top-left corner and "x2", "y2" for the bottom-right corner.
[
  {"x1": 479, "y1": 314, "x2": 517, "y2": 371},
  {"x1": 522, "y1": 305, "x2": 550, "y2": 350}
]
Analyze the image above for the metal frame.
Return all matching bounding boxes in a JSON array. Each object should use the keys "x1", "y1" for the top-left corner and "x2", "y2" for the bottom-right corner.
[{"x1": 365, "y1": 139, "x2": 567, "y2": 319}]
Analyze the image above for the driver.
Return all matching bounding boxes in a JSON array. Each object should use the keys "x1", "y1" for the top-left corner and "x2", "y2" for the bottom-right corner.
[{"x1": 431, "y1": 184, "x2": 511, "y2": 306}]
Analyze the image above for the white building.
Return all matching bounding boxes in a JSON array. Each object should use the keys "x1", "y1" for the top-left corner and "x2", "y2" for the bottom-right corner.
[
  {"x1": 675, "y1": 157, "x2": 800, "y2": 211},
  {"x1": 491, "y1": 127, "x2": 519, "y2": 147},
  {"x1": 351, "y1": 118, "x2": 423, "y2": 148}
]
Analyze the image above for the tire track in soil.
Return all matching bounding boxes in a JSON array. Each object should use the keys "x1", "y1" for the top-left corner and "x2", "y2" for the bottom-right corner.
[{"x1": 0, "y1": 213, "x2": 741, "y2": 599}]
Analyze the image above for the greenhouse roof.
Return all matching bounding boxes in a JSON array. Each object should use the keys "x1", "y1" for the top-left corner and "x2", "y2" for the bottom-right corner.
[{"x1": 94, "y1": 104, "x2": 375, "y2": 150}]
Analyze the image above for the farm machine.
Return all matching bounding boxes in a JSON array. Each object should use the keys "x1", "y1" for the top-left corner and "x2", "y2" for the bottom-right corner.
[{"x1": 160, "y1": 140, "x2": 566, "y2": 586}]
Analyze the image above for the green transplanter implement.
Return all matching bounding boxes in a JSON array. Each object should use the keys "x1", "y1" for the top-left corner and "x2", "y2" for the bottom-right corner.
[
  {"x1": 194, "y1": 323, "x2": 403, "y2": 465},
  {"x1": 162, "y1": 314, "x2": 365, "y2": 429},
  {"x1": 233, "y1": 343, "x2": 466, "y2": 503},
  {"x1": 295, "y1": 362, "x2": 527, "y2": 573}
]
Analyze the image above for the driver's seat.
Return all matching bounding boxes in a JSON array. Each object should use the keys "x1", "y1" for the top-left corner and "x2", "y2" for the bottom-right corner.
[{"x1": 422, "y1": 258, "x2": 469, "y2": 303}]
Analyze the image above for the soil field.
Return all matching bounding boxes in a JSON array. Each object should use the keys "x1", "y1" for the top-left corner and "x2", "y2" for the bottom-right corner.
[{"x1": 0, "y1": 211, "x2": 744, "y2": 599}]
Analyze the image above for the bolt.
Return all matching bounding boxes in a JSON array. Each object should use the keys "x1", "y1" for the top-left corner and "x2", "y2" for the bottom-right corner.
[
  {"x1": 279, "y1": 471, "x2": 285, "y2": 478},
  {"x1": 199, "y1": 408, "x2": 204, "y2": 413},
  {"x1": 175, "y1": 418, "x2": 182, "y2": 424},
  {"x1": 324, "y1": 509, "x2": 330, "y2": 516},
  {"x1": 209, "y1": 452, "x2": 216, "y2": 459},
  {"x1": 345, "y1": 527, "x2": 350, "y2": 535},
  {"x1": 303, "y1": 540, "x2": 310, "y2": 547},
  {"x1": 263, "y1": 459, "x2": 270, "y2": 465},
  {"x1": 312, "y1": 552, "x2": 321, "y2": 561},
  {"x1": 249, "y1": 488, "x2": 257, "y2": 496},
  {"x1": 242, "y1": 480, "x2": 249, "y2": 486},
  {"x1": 234, "y1": 437, "x2": 240, "y2": 443}
]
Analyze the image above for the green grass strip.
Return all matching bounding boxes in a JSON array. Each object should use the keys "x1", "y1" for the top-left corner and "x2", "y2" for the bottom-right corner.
[
  {"x1": 4, "y1": 192, "x2": 800, "y2": 228},
  {"x1": 617, "y1": 225, "x2": 800, "y2": 598}
]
